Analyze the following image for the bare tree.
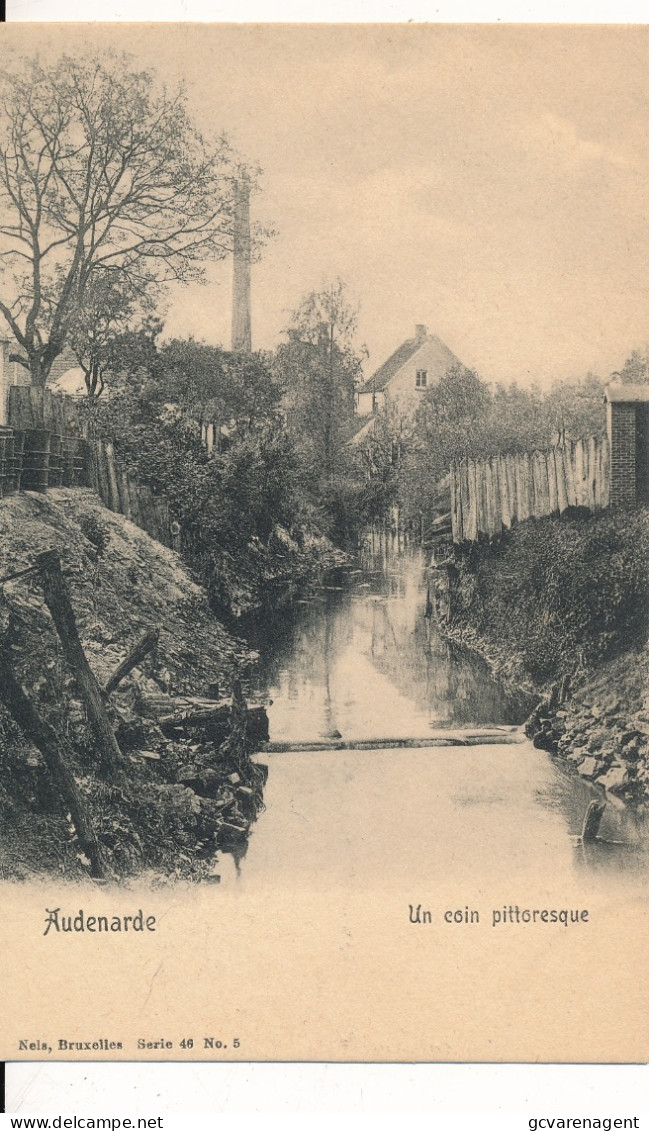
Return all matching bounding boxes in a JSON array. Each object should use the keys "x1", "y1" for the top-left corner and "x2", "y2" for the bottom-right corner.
[{"x1": 0, "y1": 51, "x2": 255, "y2": 386}]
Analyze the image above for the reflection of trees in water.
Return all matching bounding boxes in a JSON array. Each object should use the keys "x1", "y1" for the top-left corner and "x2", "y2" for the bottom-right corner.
[
  {"x1": 249, "y1": 590, "x2": 353, "y2": 708},
  {"x1": 248, "y1": 552, "x2": 527, "y2": 730},
  {"x1": 358, "y1": 582, "x2": 525, "y2": 727}
]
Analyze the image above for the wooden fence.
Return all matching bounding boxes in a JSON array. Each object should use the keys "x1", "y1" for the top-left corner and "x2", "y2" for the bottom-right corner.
[
  {"x1": 5, "y1": 385, "x2": 172, "y2": 548},
  {"x1": 89, "y1": 439, "x2": 172, "y2": 548},
  {"x1": 8, "y1": 384, "x2": 90, "y2": 437},
  {"x1": 450, "y1": 435, "x2": 610, "y2": 545}
]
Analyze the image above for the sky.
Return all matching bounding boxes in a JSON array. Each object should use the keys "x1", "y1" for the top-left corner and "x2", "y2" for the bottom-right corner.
[{"x1": 2, "y1": 23, "x2": 648, "y2": 388}]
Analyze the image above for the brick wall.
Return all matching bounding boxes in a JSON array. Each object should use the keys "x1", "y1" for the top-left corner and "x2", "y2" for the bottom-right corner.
[{"x1": 609, "y1": 401, "x2": 637, "y2": 506}]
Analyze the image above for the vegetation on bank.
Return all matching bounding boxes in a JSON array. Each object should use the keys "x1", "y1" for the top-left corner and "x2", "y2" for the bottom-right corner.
[
  {"x1": 448, "y1": 507, "x2": 649, "y2": 688},
  {"x1": 86, "y1": 285, "x2": 394, "y2": 616}
]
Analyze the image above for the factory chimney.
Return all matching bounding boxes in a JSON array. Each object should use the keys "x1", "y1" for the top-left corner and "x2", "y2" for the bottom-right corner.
[{"x1": 231, "y1": 178, "x2": 252, "y2": 353}]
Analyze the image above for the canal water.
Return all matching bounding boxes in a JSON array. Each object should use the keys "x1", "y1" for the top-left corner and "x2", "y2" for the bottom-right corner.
[{"x1": 225, "y1": 549, "x2": 649, "y2": 893}]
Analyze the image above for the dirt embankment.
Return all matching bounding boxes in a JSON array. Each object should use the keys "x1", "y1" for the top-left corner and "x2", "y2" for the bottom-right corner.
[{"x1": 0, "y1": 489, "x2": 267, "y2": 883}]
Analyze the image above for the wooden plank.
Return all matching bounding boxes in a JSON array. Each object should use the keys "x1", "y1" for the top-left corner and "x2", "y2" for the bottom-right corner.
[
  {"x1": 103, "y1": 441, "x2": 121, "y2": 512},
  {"x1": 483, "y1": 459, "x2": 494, "y2": 535},
  {"x1": 93, "y1": 441, "x2": 110, "y2": 507},
  {"x1": 505, "y1": 454, "x2": 518, "y2": 523},
  {"x1": 466, "y1": 459, "x2": 479, "y2": 542},
  {"x1": 450, "y1": 462, "x2": 460, "y2": 543},
  {"x1": 30, "y1": 386, "x2": 44, "y2": 429},
  {"x1": 564, "y1": 443, "x2": 577, "y2": 508},
  {"x1": 261, "y1": 730, "x2": 525, "y2": 752},
  {"x1": 594, "y1": 435, "x2": 606, "y2": 509},
  {"x1": 139, "y1": 484, "x2": 156, "y2": 540},
  {"x1": 553, "y1": 448, "x2": 568, "y2": 513},
  {"x1": 587, "y1": 435, "x2": 598, "y2": 509},
  {"x1": 117, "y1": 470, "x2": 132, "y2": 520},
  {"x1": 599, "y1": 435, "x2": 610, "y2": 508},
  {"x1": 156, "y1": 498, "x2": 170, "y2": 546},
  {"x1": 529, "y1": 452, "x2": 538, "y2": 517},
  {"x1": 498, "y1": 456, "x2": 511, "y2": 529},
  {"x1": 535, "y1": 451, "x2": 550, "y2": 517},
  {"x1": 546, "y1": 449, "x2": 558, "y2": 513},
  {"x1": 127, "y1": 476, "x2": 142, "y2": 527},
  {"x1": 573, "y1": 439, "x2": 587, "y2": 507},
  {"x1": 458, "y1": 462, "x2": 471, "y2": 543},
  {"x1": 520, "y1": 450, "x2": 529, "y2": 520},
  {"x1": 477, "y1": 458, "x2": 488, "y2": 536},
  {"x1": 41, "y1": 388, "x2": 53, "y2": 431},
  {"x1": 81, "y1": 440, "x2": 97, "y2": 492}
]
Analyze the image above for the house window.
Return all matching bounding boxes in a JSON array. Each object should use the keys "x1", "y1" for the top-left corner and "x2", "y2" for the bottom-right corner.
[{"x1": 415, "y1": 369, "x2": 428, "y2": 388}]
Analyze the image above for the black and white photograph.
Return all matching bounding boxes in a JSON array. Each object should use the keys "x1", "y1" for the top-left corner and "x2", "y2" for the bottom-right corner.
[{"x1": 0, "y1": 21, "x2": 647, "y2": 1066}]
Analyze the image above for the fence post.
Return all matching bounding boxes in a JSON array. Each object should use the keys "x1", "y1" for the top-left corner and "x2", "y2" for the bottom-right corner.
[
  {"x1": 600, "y1": 435, "x2": 610, "y2": 508},
  {"x1": 450, "y1": 462, "x2": 459, "y2": 543},
  {"x1": 466, "y1": 459, "x2": 478, "y2": 542},
  {"x1": 587, "y1": 435, "x2": 598, "y2": 509},
  {"x1": 574, "y1": 439, "x2": 587, "y2": 507},
  {"x1": 505, "y1": 454, "x2": 517, "y2": 524},
  {"x1": 498, "y1": 456, "x2": 511, "y2": 529}
]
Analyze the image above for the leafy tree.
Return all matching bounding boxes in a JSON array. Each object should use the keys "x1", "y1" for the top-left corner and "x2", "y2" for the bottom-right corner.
[
  {"x1": 101, "y1": 316, "x2": 165, "y2": 382},
  {"x1": 275, "y1": 279, "x2": 364, "y2": 487},
  {"x1": 0, "y1": 51, "x2": 257, "y2": 385},
  {"x1": 544, "y1": 372, "x2": 606, "y2": 441},
  {"x1": 152, "y1": 339, "x2": 283, "y2": 435},
  {"x1": 614, "y1": 347, "x2": 649, "y2": 385},
  {"x1": 67, "y1": 270, "x2": 158, "y2": 396}
]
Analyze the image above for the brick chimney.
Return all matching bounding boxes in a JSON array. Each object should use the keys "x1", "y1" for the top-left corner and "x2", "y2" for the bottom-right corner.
[
  {"x1": 0, "y1": 339, "x2": 10, "y2": 426},
  {"x1": 231, "y1": 178, "x2": 252, "y2": 353},
  {"x1": 415, "y1": 324, "x2": 427, "y2": 341}
]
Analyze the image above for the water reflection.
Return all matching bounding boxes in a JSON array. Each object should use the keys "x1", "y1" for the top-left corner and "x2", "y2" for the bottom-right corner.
[
  {"x1": 249, "y1": 550, "x2": 528, "y2": 742},
  {"x1": 229, "y1": 548, "x2": 649, "y2": 889}
]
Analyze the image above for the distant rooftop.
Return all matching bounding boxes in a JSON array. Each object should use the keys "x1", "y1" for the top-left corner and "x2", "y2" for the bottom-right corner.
[{"x1": 357, "y1": 325, "x2": 462, "y2": 396}]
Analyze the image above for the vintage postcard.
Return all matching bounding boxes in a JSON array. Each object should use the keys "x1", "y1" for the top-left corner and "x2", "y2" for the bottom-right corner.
[{"x1": 0, "y1": 22, "x2": 647, "y2": 1064}]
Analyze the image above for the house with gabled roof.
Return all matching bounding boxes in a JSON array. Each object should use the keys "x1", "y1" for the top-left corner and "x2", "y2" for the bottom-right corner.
[{"x1": 355, "y1": 324, "x2": 464, "y2": 419}]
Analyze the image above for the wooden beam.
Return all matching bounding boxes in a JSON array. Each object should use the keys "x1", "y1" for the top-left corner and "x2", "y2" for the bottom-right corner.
[
  {"x1": 35, "y1": 550, "x2": 124, "y2": 776},
  {"x1": 260, "y1": 729, "x2": 524, "y2": 752},
  {"x1": 0, "y1": 656, "x2": 108, "y2": 878},
  {"x1": 103, "y1": 629, "x2": 160, "y2": 697}
]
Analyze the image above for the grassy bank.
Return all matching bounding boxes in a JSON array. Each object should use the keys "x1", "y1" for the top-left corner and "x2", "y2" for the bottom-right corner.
[
  {"x1": 450, "y1": 507, "x2": 649, "y2": 686},
  {"x1": 445, "y1": 506, "x2": 649, "y2": 805}
]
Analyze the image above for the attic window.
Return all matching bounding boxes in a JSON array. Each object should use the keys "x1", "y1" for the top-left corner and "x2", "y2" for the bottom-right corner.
[{"x1": 415, "y1": 369, "x2": 428, "y2": 388}]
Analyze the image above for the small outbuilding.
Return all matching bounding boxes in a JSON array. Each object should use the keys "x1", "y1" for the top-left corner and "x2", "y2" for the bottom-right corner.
[{"x1": 605, "y1": 383, "x2": 649, "y2": 506}]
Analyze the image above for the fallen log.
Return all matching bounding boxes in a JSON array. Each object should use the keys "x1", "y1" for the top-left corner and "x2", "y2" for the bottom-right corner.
[
  {"x1": 103, "y1": 628, "x2": 160, "y2": 697},
  {"x1": 260, "y1": 730, "x2": 525, "y2": 752},
  {"x1": 159, "y1": 703, "x2": 229, "y2": 729},
  {"x1": 158, "y1": 703, "x2": 269, "y2": 744},
  {"x1": 138, "y1": 694, "x2": 230, "y2": 717},
  {"x1": 0, "y1": 656, "x2": 108, "y2": 879},
  {"x1": 35, "y1": 549, "x2": 124, "y2": 776}
]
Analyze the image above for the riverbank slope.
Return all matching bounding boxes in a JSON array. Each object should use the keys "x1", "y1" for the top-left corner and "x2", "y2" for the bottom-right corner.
[
  {"x1": 441, "y1": 506, "x2": 649, "y2": 807},
  {"x1": 0, "y1": 488, "x2": 266, "y2": 882}
]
